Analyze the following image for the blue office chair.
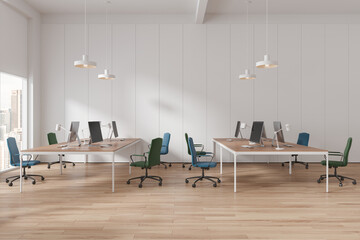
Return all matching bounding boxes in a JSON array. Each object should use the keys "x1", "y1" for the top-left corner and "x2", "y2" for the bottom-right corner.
[
  {"x1": 185, "y1": 137, "x2": 221, "y2": 188},
  {"x1": 282, "y1": 132, "x2": 310, "y2": 169},
  {"x1": 160, "y1": 132, "x2": 171, "y2": 168},
  {"x1": 5, "y1": 137, "x2": 45, "y2": 187}
]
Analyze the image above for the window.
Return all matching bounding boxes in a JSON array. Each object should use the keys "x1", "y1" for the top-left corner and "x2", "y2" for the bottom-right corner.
[{"x1": 0, "y1": 72, "x2": 26, "y2": 171}]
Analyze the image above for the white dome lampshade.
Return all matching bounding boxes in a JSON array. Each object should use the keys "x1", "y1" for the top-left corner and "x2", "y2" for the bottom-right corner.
[
  {"x1": 98, "y1": 69, "x2": 115, "y2": 80},
  {"x1": 74, "y1": 54, "x2": 97, "y2": 69},
  {"x1": 256, "y1": 54, "x2": 278, "y2": 69},
  {"x1": 239, "y1": 69, "x2": 256, "y2": 80}
]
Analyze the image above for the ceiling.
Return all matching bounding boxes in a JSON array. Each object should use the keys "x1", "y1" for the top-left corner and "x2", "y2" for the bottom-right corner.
[{"x1": 24, "y1": 0, "x2": 360, "y2": 15}]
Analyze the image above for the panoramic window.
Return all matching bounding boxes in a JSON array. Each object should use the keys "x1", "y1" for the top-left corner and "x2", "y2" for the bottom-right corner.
[{"x1": 0, "y1": 72, "x2": 26, "y2": 171}]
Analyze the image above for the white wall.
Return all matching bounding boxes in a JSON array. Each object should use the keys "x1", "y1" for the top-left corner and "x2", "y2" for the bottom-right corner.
[{"x1": 41, "y1": 22, "x2": 360, "y2": 163}]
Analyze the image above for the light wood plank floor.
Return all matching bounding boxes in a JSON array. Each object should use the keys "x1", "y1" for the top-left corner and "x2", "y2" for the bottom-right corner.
[{"x1": 0, "y1": 162, "x2": 360, "y2": 240}]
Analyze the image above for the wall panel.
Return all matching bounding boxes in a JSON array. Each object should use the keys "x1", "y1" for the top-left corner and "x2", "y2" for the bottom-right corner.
[
  {"x1": 135, "y1": 24, "x2": 160, "y2": 153},
  {"x1": 183, "y1": 25, "x2": 207, "y2": 163},
  {"x1": 159, "y1": 24, "x2": 183, "y2": 162}
]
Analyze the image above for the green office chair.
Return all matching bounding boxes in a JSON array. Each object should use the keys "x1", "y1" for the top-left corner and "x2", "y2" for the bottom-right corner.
[
  {"x1": 47, "y1": 132, "x2": 75, "y2": 169},
  {"x1": 317, "y1": 137, "x2": 356, "y2": 187},
  {"x1": 183, "y1": 133, "x2": 206, "y2": 170},
  {"x1": 127, "y1": 138, "x2": 163, "y2": 188}
]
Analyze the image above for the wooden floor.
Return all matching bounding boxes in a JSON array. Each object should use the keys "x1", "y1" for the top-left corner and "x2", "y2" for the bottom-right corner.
[{"x1": 0, "y1": 162, "x2": 360, "y2": 240}]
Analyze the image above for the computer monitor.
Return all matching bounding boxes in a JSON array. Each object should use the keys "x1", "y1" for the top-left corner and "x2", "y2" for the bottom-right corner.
[
  {"x1": 234, "y1": 121, "x2": 241, "y2": 138},
  {"x1": 273, "y1": 121, "x2": 285, "y2": 143},
  {"x1": 250, "y1": 121, "x2": 264, "y2": 145},
  {"x1": 112, "y1": 121, "x2": 118, "y2": 138},
  {"x1": 88, "y1": 121, "x2": 103, "y2": 143},
  {"x1": 68, "y1": 121, "x2": 80, "y2": 142}
]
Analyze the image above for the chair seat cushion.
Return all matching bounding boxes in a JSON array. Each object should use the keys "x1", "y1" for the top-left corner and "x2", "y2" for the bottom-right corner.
[
  {"x1": 321, "y1": 160, "x2": 345, "y2": 167},
  {"x1": 14, "y1": 160, "x2": 41, "y2": 167},
  {"x1": 194, "y1": 162, "x2": 217, "y2": 168},
  {"x1": 130, "y1": 161, "x2": 147, "y2": 168}
]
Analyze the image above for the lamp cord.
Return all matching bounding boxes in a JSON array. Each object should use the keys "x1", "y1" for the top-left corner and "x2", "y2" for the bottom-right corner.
[
  {"x1": 266, "y1": 0, "x2": 268, "y2": 55},
  {"x1": 105, "y1": 1, "x2": 109, "y2": 69},
  {"x1": 84, "y1": 0, "x2": 87, "y2": 55},
  {"x1": 246, "y1": 1, "x2": 249, "y2": 69}
]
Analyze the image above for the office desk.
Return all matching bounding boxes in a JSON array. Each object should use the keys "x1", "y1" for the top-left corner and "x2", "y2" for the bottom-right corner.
[
  {"x1": 212, "y1": 138, "x2": 329, "y2": 193},
  {"x1": 20, "y1": 138, "x2": 141, "y2": 193}
]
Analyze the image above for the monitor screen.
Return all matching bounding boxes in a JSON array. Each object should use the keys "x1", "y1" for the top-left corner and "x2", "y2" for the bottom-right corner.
[
  {"x1": 112, "y1": 121, "x2": 118, "y2": 138},
  {"x1": 68, "y1": 121, "x2": 80, "y2": 142},
  {"x1": 234, "y1": 121, "x2": 241, "y2": 138},
  {"x1": 88, "y1": 121, "x2": 103, "y2": 143},
  {"x1": 273, "y1": 121, "x2": 285, "y2": 143},
  {"x1": 250, "y1": 121, "x2": 264, "y2": 144}
]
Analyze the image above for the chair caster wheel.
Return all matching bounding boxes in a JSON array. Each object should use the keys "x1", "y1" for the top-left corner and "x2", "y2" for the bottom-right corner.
[
  {"x1": 217, "y1": 179, "x2": 221, "y2": 183},
  {"x1": 9, "y1": 182, "x2": 13, "y2": 187},
  {"x1": 169, "y1": 164, "x2": 172, "y2": 167},
  {"x1": 192, "y1": 183, "x2": 196, "y2": 188},
  {"x1": 353, "y1": 180, "x2": 357, "y2": 185},
  {"x1": 126, "y1": 180, "x2": 130, "y2": 184},
  {"x1": 164, "y1": 166, "x2": 167, "y2": 169},
  {"x1": 185, "y1": 179, "x2": 189, "y2": 183},
  {"x1": 32, "y1": 181, "x2": 36, "y2": 185},
  {"x1": 6, "y1": 179, "x2": 9, "y2": 183},
  {"x1": 64, "y1": 165, "x2": 66, "y2": 168},
  {"x1": 213, "y1": 183, "x2": 217, "y2": 187},
  {"x1": 281, "y1": 163, "x2": 284, "y2": 167},
  {"x1": 188, "y1": 167, "x2": 191, "y2": 170},
  {"x1": 24, "y1": 177, "x2": 28, "y2": 180},
  {"x1": 72, "y1": 163, "x2": 75, "y2": 166},
  {"x1": 159, "y1": 182, "x2": 162, "y2": 186},
  {"x1": 305, "y1": 164, "x2": 309, "y2": 169},
  {"x1": 182, "y1": 165, "x2": 185, "y2": 168},
  {"x1": 138, "y1": 184, "x2": 142, "y2": 188},
  {"x1": 317, "y1": 179, "x2": 321, "y2": 183},
  {"x1": 47, "y1": 165, "x2": 51, "y2": 169},
  {"x1": 41, "y1": 177, "x2": 45, "y2": 181},
  {"x1": 339, "y1": 183, "x2": 343, "y2": 187}
]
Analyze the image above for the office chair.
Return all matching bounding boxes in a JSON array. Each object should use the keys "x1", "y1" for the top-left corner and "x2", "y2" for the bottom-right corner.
[
  {"x1": 160, "y1": 132, "x2": 171, "y2": 169},
  {"x1": 127, "y1": 137, "x2": 163, "y2": 188},
  {"x1": 185, "y1": 137, "x2": 221, "y2": 188},
  {"x1": 281, "y1": 132, "x2": 310, "y2": 169},
  {"x1": 317, "y1": 137, "x2": 356, "y2": 187},
  {"x1": 5, "y1": 137, "x2": 45, "y2": 187},
  {"x1": 183, "y1": 133, "x2": 206, "y2": 170},
  {"x1": 47, "y1": 132, "x2": 75, "y2": 169}
]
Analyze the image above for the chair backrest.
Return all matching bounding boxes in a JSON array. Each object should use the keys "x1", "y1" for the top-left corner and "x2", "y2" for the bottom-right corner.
[
  {"x1": 47, "y1": 132, "x2": 58, "y2": 145},
  {"x1": 343, "y1": 137, "x2": 352, "y2": 166},
  {"x1": 160, "y1": 132, "x2": 171, "y2": 155},
  {"x1": 297, "y1": 132, "x2": 310, "y2": 146},
  {"x1": 148, "y1": 138, "x2": 163, "y2": 167},
  {"x1": 234, "y1": 121, "x2": 241, "y2": 138},
  {"x1": 188, "y1": 137, "x2": 198, "y2": 166},
  {"x1": 7, "y1": 137, "x2": 20, "y2": 166},
  {"x1": 185, "y1": 133, "x2": 191, "y2": 155}
]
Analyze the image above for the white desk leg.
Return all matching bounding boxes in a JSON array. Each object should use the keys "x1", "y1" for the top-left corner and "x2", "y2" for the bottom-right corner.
[
  {"x1": 20, "y1": 155, "x2": 23, "y2": 193},
  {"x1": 234, "y1": 153, "x2": 237, "y2": 193},
  {"x1": 289, "y1": 155, "x2": 292, "y2": 175},
  {"x1": 112, "y1": 153, "x2": 115, "y2": 193},
  {"x1": 325, "y1": 153, "x2": 329, "y2": 193},
  {"x1": 220, "y1": 146, "x2": 223, "y2": 175},
  {"x1": 59, "y1": 154, "x2": 63, "y2": 175}
]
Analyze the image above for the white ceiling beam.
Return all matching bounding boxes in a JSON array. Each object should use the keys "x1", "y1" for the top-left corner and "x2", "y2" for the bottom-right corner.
[{"x1": 195, "y1": 0, "x2": 208, "y2": 24}]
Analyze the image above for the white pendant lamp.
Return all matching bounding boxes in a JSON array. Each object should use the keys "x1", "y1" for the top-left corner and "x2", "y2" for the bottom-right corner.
[
  {"x1": 256, "y1": 0, "x2": 278, "y2": 69},
  {"x1": 74, "y1": 0, "x2": 97, "y2": 69},
  {"x1": 239, "y1": 1, "x2": 256, "y2": 80},
  {"x1": 98, "y1": 1, "x2": 115, "y2": 80}
]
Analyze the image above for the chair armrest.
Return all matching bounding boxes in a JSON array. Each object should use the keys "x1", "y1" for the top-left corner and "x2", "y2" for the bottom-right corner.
[
  {"x1": 197, "y1": 154, "x2": 214, "y2": 163},
  {"x1": 329, "y1": 152, "x2": 343, "y2": 157},
  {"x1": 130, "y1": 154, "x2": 146, "y2": 163}
]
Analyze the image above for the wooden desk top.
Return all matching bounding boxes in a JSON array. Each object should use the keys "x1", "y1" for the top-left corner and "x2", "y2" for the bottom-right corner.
[
  {"x1": 213, "y1": 138, "x2": 327, "y2": 153},
  {"x1": 22, "y1": 138, "x2": 141, "y2": 153}
]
